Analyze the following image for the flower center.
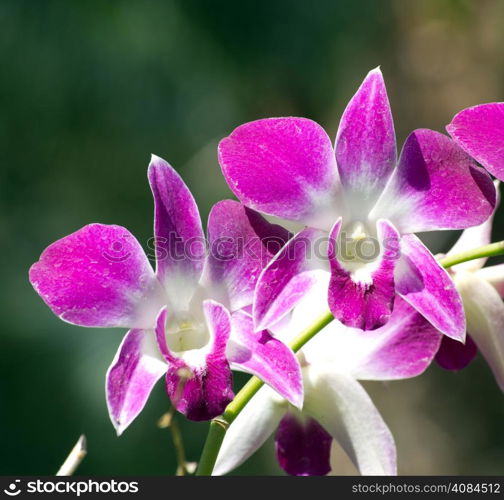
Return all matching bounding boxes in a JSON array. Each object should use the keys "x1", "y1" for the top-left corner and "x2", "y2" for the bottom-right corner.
[
  {"x1": 165, "y1": 312, "x2": 209, "y2": 354},
  {"x1": 339, "y1": 221, "x2": 378, "y2": 263}
]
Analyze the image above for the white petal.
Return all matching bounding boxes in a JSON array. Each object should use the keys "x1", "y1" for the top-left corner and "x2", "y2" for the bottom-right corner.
[
  {"x1": 455, "y1": 271, "x2": 504, "y2": 391},
  {"x1": 303, "y1": 365, "x2": 397, "y2": 475},
  {"x1": 476, "y1": 264, "x2": 504, "y2": 298},
  {"x1": 213, "y1": 386, "x2": 286, "y2": 476}
]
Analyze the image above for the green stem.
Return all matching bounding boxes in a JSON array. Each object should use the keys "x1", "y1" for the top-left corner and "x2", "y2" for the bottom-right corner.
[
  {"x1": 196, "y1": 310, "x2": 334, "y2": 475},
  {"x1": 196, "y1": 240, "x2": 504, "y2": 476},
  {"x1": 439, "y1": 241, "x2": 504, "y2": 269},
  {"x1": 169, "y1": 416, "x2": 189, "y2": 476}
]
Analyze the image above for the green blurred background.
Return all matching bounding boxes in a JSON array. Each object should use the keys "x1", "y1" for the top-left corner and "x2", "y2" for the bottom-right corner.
[{"x1": 1, "y1": 0, "x2": 504, "y2": 475}]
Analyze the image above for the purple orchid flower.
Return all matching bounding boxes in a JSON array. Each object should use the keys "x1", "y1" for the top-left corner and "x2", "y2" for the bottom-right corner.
[
  {"x1": 29, "y1": 155, "x2": 303, "y2": 434},
  {"x1": 435, "y1": 183, "x2": 504, "y2": 391},
  {"x1": 214, "y1": 278, "x2": 443, "y2": 476},
  {"x1": 447, "y1": 102, "x2": 504, "y2": 181},
  {"x1": 218, "y1": 68, "x2": 496, "y2": 338}
]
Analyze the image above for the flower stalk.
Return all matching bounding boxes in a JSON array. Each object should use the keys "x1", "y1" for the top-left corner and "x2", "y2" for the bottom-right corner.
[
  {"x1": 195, "y1": 240, "x2": 504, "y2": 476},
  {"x1": 439, "y1": 241, "x2": 504, "y2": 269},
  {"x1": 196, "y1": 310, "x2": 334, "y2": 475},
  {"x1": 56, "y1": 435, "x2": 87, "y2": 476},
  {"x1": 159, "y1": 409, "x2": 193, "y2": 476}
]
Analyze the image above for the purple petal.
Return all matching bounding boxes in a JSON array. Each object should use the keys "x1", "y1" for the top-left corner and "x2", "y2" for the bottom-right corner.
[
  {"x1": 155, "y1": 303, "x2": 234, "y2": 421},
  {"x1": 455, "y1": 271, "x2": 504, "y2": 392},
  {"x1": 219, "y1": 117, "x2": 343, "y2": 228},
  {"x1": 275, "y1": 413, "x2": 332, "y2": 476},
  {"x1": 206, "y1": 200, "x2": 290, "y2": 312},
  {"x1": 148, "y1": 155, "x2": 205, "y2": 304},
  {"x1": 447, "y1": 103, "x2": 504, "y2": 180},
  {"x1": 335, "y1": 68, "x2": 396, "y2": 214},
  {"x1": 290, "y1": 281, "x2": 442, "y2": 379},
  {"x1": 396, "y1": 235, "x2": 465, "y2": 341},
  {"x1": 304, "y1": 368, "x2": 396, "y2": 475},
  {"x1": 435, "y1": 334, "x2": 477, "y2": 371},
  {"x1": 227, "y1": 310, "x2": 303, "y2": 408},
  {"x1": 328, "y1": 219, "x2": 399, "y2": 330},
  {"x1": 370, "y1": 129, "x2": 496, "y2": 233},
  {"x1": 29, "y1": 224, "x2": 164, "y2": 328},
  {"x1": 350, "y1": 296, "x2": 443, "y2": 380},
  {"x1": 253, "y1": 228, "x2": 330, "y2": 331},
  {"x1": 106, "y1": 328, "x2": 167, "y2": 435}
]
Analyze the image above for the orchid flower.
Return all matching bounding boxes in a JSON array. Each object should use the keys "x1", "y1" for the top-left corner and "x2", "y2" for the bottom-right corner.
[
  {"x1": 447, "y1": 102, "x2": 504, "y2": 181},
  {"x1": 214, "y1": 278, "x2": 443, "y2": 476},
  {"x1": 29, "y1": 155, "x2": 303, "y2": 434},
  {"x1": 218, "y1": 68, "x2": 496, "y2": 339},
  {"x1": 435, "y1": 184, "x2": 504, "y2": 391}
]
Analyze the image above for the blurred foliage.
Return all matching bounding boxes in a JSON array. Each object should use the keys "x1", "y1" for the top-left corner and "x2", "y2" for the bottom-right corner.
[{"x1": 1, "y1": 0, "x2": 504, "y2": 475}]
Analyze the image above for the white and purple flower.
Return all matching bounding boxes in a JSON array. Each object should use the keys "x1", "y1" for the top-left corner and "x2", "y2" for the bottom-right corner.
[
  {"x1": 214, "y1": 278, "x2": 443, "y2": 476},
  {"x1": 29, "y1": 155, "x2": 303, "y2": 434},
  {"x1": 218, "y1": 68, "x2": 496, "y2": 338}
]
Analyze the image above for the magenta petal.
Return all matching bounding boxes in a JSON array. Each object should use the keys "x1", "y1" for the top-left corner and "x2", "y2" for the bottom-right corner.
[
  {"x1": 227, "y1": 310, "x2": 303, "y2": 408},
  {"x1": 352, "y1": 296, "x2": 443, "y2": 380},
  {"x1": 253, "y1": 228, "x2": 330, "y2": 331},
  {"x1": 275, "y1": 413, "x2": 332, "y2": 476},
  {"x1": 447, "y1": 103, "x2": 504, "y2": 181},
  {"x1": 435, "y1": 334, "x2": 477, "y2": 371},
  {"x1": 29, "y1": 224, "x2": 164, "y2": 328},
  {"x1": 371, "y1": 129, "x2": 496, "y2": 233},
  {"x1": 106, "y1": 328, "x2": 167, "y2": 435},
  {"x1": 396, "y1": 235, "x2": 465, "y2": 341},
  {"x1": 335, "y1": 68, "x2": 396, "y2": 213},
  {"x1": 148, "y1": 155, "x2": 205, "y2": 301},
  {"x1": 155, "y1": 303, "x2": 234, "y2": 421},
  {"x1": 206, "y1": 200, "x2": 290, "y2": 312},
  {"x1": 328, "y1": 219, "x2": 399, "y2": 330},
  {"x1": 219, "y1": 117, "x2": 342, "y2": 227}
]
